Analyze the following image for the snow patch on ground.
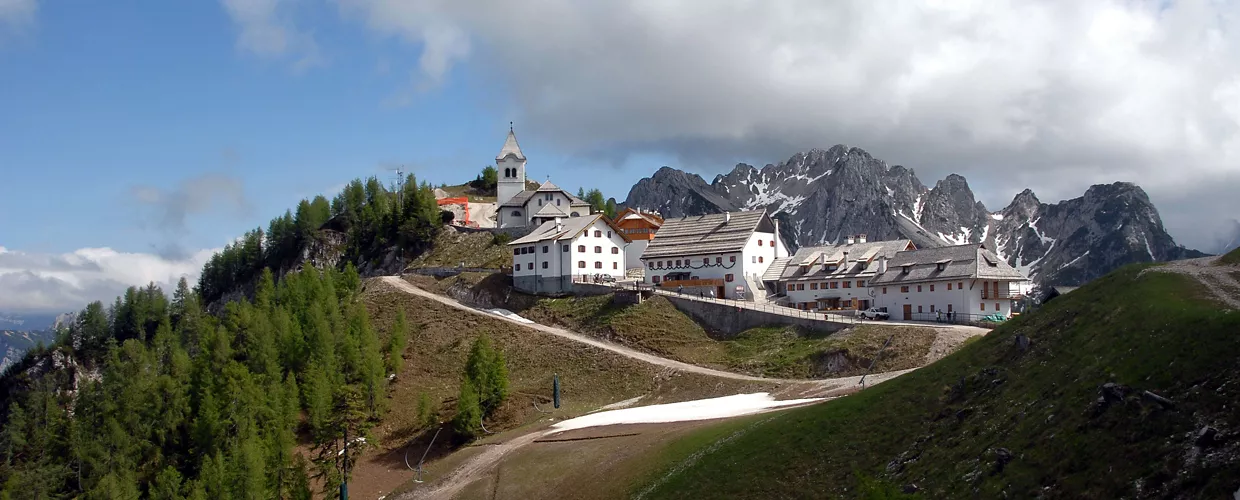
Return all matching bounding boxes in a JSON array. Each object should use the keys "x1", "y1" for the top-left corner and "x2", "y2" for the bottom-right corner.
[
  {"x1": 1029, "y1": 218, "x2": 1055, "y2": 245},
  {"x1": 548, "y1": 393, "x2": 822, "y2": 434},
  {"x1": 482, "y1": 308, "x2": 534, "y2": 324},
  {"x1": 913, "y1": 194, "x2": 925, "y2": 222},
  {"x1": 596, "y1": 396, "x2": 645, "y2": 412},
  {"x1": 1143, "y1": 233, "x2": 1156, "y2": 260},
  {"x1": 1059, "y1": 250, "x2": 1090, "y2": 270},
  {"x1": 989, "y1": 213, "x2": 1004, "y2": 221}
]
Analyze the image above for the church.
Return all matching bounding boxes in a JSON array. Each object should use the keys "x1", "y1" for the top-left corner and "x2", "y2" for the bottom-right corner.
[{"x1": 495, "y1": 127, "x2": 593, "y2": 228}]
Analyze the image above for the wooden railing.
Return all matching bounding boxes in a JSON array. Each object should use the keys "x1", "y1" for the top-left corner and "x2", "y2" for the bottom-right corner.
[{"x1": 659, "y1": 278, "x2": 725, "y2": 288}]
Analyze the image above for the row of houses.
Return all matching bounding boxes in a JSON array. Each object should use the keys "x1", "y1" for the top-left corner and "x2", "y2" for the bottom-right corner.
[{"x1": 491, "y1": 128, "x2": 1029, "y2": 319}]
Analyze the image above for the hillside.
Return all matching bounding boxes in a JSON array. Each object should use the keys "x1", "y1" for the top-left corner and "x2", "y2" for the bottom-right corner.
[{"x1": 634, "y1": 264, "x2": 1240, "y2": 499}]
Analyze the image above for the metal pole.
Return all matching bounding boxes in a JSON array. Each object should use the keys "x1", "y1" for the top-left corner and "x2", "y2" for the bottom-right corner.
[
  {"x1": 410, "y1": 425, "x2": 444, "y2": 483},
  {"x1": 340, "y1": 426, "x2": 349, "y2": 500}
]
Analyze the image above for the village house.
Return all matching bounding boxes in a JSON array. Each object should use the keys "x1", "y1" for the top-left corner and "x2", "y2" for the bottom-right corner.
[
  {"x1": 640, "y1": 210, "x2": 789, "y2": 300},
  {"x1": 613, "y1": 207, "x2": 663, "y2": 272},
  {"x1": 870, "y1": 242, "x2": 1027, "y2": 321},
  {"x1": 494, "y1": 127, "x2": 592, "y2": 228},
  {"x1": 507, "y1": 213, "x2": 630, "y2": 294},
  {"x1": 768, "y1": 235, "x2": 915, "y2": 311}
]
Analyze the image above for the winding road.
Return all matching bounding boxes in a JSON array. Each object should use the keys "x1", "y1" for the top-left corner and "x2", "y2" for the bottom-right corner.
[{"x1": 1141, "y1": 256, "x2": 1240, "y2": 309}]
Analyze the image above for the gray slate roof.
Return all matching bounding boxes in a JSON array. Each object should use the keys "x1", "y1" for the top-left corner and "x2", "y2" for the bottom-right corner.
[
  {"x1": 499, "y1": 187, "x2": 592, "y2": 208},
  {"x1": 641, "y1": 210, "x2": 770, "y2": 259},
  {"x1": 508, "y1": 214, "x2": 606, "y2": 245},
  {"x1": 870, "y1": 243, "x2": 1026, "y2": 285},
  {"x1": 496, "y1": 129, "x2": 526, "y2": 161},
  {"x1": 533, "y1": 202, "x2": 570, "y2": 217},
  {"x1": 762, "y1": 257, "x2": 792, "y2": 282},
  {"x1": 780, "y1": 239, "x2": 913, "y2": 281}
]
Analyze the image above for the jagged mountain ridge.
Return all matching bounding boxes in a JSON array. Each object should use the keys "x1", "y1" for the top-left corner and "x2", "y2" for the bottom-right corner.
[{"x1": 621, "y1": 144, "x2": 1205, "y2": 287}]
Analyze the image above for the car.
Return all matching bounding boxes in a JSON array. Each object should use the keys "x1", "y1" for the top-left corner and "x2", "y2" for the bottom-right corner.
[{"x1": 860, "y1": 307, "x2": 890, "y2": 320}]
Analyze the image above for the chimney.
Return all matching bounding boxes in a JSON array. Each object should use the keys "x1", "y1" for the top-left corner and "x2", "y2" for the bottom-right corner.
[
  {"x1": 858, "y1": 233, "x2": 867, "y2": 243},
  {"x1": 773, "y1": 219, "x2": 780, "y2": 249},
  {"x1": 878, "y1": 256, "x2": 888, "y2": 274},
  {"x1": 555, "y1": 217, "x2": 563, "y2": 232},
  {"x1": 846, "y1": 235, "x2": 855, "y2": 245},
  {"x1": 725, "y1": 212, "x2": 731, "y2": 224}
]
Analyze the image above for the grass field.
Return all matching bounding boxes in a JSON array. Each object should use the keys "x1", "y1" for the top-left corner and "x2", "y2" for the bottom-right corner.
[
  {"x1": 353, "y1": 281, "x2": 783, "y2": 500},
  {"x1": 519, "y1": 294, "x2": 937, "y2": 379},
  {"x1": 437, "y1": 182, "x2": 497, "y2": 202},
  {"x1": 405, "y1": 228, "x2": 511, "y2": 269},
  {"x1": 635, "y1": 264, "x2": 1240, "y2": 499},
  {"x1": 1218, "y1": 246, "x2": 1240, "y2": 265}
]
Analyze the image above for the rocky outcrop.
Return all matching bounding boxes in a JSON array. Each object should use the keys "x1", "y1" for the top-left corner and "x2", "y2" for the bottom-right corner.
[{"x1": 623, "y1": 144, "x2": 1205, "y2": 288}]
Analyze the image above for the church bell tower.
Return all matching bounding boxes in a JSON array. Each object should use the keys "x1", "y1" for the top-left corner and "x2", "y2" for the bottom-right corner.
[{"x1": 495, "y1": 123, "x2": 527, "y2": 205}]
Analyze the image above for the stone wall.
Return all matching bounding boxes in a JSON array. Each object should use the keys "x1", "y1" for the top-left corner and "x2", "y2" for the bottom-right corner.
[{"x1": 662, "y1": 295, "x2": 850, "y2": 337}]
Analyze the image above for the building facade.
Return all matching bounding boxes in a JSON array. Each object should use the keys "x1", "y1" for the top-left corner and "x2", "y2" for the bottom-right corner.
[
  {"x1": 495, "y1": 127, "x2": 527, "y2": 210},
  {"x1": 508, "y1": 214, "x2": 630, "y2": 294},
  {"x1": 493, "y1": 128, "x2": 593, "y2": 228},
  {"x1": 640, "y1": 210, "x2": 789, "y2": 300},
  {"x1": 870, "y1": 243, "x2": 1027, "y2": 320},
  {"x1": 771, "y1": 236, "x2": 916, "y2": 310},
  {"x1": 613, "y1": 207, "x2": 664, "y2": 271}
]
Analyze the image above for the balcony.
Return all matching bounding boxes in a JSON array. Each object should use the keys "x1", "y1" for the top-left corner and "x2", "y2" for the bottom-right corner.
[{"x1": 981, "y1": 290, "x2": 1015, "y2": 299}]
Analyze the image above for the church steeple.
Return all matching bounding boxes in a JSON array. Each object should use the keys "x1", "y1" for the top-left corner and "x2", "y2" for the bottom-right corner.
[
  {"x1": 496, "y1": 124, "x2": 526, "y2": 161},
  {"x1": 496, "y1": 124, "x2": 528, "y2": 205}
]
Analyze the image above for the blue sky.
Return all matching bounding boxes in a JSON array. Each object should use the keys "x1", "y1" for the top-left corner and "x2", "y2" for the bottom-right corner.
[
  {"x1": 2, "y1": 0, "x2": 1238, "y2": 313},
  {"x1": 0, "y1": 1, "x2": 662, "y2": 257}
]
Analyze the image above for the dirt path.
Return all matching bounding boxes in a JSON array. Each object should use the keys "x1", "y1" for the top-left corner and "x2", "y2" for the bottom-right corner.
[
  {"x1": 1141, "y1": 257, "x2": 1240, "y2": 309},
  {"x1": 924, "y1": 325, "x2": 990, "y2": 364},
  {"x1": 379, "y1": 275, "x2": 913, "y2": 387}
]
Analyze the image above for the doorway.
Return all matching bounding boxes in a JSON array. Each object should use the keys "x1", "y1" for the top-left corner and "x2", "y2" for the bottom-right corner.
[
  {"x1": 716, "y1": 286, "x2": 725, "y2": 299},
  {"x1": 902, "y1": 304, "x2": 913, "y2": 321}
]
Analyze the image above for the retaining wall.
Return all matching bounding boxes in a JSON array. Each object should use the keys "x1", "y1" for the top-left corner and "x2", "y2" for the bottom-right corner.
[{"x1": 662, "y1": 296, "x2": 850, "y2": 337}]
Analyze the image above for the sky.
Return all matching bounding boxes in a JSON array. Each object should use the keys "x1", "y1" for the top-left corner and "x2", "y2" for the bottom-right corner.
[{"x1": 1, "y1": 0, "x2": 1238, "y2": 314}]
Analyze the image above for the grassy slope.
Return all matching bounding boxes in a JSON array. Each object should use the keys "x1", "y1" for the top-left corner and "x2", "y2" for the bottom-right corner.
[
  {"x1": 638, "y1": 265, "x2": 1240, "y2": 499},
  {"x1": 405, "y1": 228, "x2": 510, "y2": 269},
  {"x1": 357, "y1": 282, "x2": 783, "y2": 499},
  {"x1": 1219, "y1": 246, "x2": 1240, "y2": 265},
  {"x1": 521, "y1": 295, "x2": 936, "y2": 378}
]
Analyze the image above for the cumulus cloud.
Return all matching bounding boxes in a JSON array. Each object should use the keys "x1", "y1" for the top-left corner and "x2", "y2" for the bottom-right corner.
[
  {"x1": 0, "y1": 0, "x2": 35, "y2": 25},
  {"x1": 221, "y1": 0, "x2": 323, "y2": 71},
  {"x1": 336, "y1": 0, "x2": 1240, "y2": 250},
  {"x1": 0, "y1": 246, "x2": 217, "y2": 314}
]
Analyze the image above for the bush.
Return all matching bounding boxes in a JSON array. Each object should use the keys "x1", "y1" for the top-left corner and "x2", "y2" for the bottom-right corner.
[{"x1": 491, "y1": 232, "x2": 512, "y2": 246}]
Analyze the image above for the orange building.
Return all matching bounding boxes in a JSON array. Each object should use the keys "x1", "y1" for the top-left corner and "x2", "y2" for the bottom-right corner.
[{"x1": 614, "y1": 207, "x2": 663, "y2": 269}]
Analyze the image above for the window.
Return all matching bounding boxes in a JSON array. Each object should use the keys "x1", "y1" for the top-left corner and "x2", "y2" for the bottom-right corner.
[
  {"x1": 759, "y1": 256, "x2": 764, "y2": 263},
  {"x1": 917, "y1": 285, "x2": 922, "y2": 292},
  {"x1": 715, "y1": 257, "x2": 722, "y2": 264},
  {"x1": 959, "y1": 282, "x2": 964, "y2": 289},
  {"x1": 538, "y1": 199, "x2": 542, "y2": 206},
  {"x1": 612, "y1": 248, "x2": 619, "y2": 254},
  {"x1": 515, "y1": 264, "x2": 521, "y2": 271},
  {"x1": 666, "y1": 261, "x2": 671, "y2": 267},
  {"x1": 652, "y1": 276, "x2": 661, "y2": 283},
  {"x1": 843, "y1": 281, "x2": 851, "y2": 288},
  {"x1": 811, "y1": 282, "x2": 818, "y2": 290},
  {"x1": 930, "y1": 305, "x2": 935, "y2": 312},
  {"x1": 797, "y1": 283, "x2": 805, "y2": 291},
  {"x1": 725, "y1": 274, "x2": 734, "y2": 282},
  {"x1": 578, "y1": 245, "x2": 585, "y2": 252},
  {"x1": 995, "y1": 302, "x2": 1000, "y2": 311},
  {"x1": 563, "y1": 245, "x2": 570, "y2": 252},
  {"x1": 647, "y1": 262, "x2": 653, "y2": 268},
  {"x1": 730, "y1": 256, "x2": 736, "y2": 262},
  {"x1": 607, "y1": 231, "x2": 612, "y2": 238},
  {"x1": 578, "y1": 261, "x2": 586, "y2": 268},
  {"x1": 918, "y1": 306, "x2": 923, "y2": 313},
  {"x1": 595, "y1": 261, "x2": 603, "y2": 269},
  {"x1": 703, "y1": 258, "x2": 709, "y2": 265},
  {"x1": 594, "y1": 246, "x2": 602, "y2": 253},
  {"x1": 542, "y1": 245, "x2": 549, "y2": 253},
  {"x1": 882, "y1": 287, "x2": 888, "y2": 294},
  {"x1": 769, "y1": 240, "x2": 774, "y2": 247},
  {"x1": 758, "y1": 240, "x2": 763, "y2": 246},
  {"x1": 557, "y1": 199, "x2": 561, "y2": 206},
  {"x1": 594, "y1": 230, "x2": 601, "y2": 237},
  {"x1": 900, "y1": 286, "x2": 909, "y2": 293},
  {"x1": 528, "y1": 246, "x2": 535, "y2": 253},
  {"x1": 947, "y1": 283, "x2": 952, "y2": 290},
  {"x1": 752, "y1": 256, "x2": 757, "y2": 263},
  {"x1": 613, "y1": 262, "x2": 618, "y2": 269},
  {"x1": 676, "y1": 259, "x2": 682, "y2": 266},
  {"x1": 512, "y1": 210, "x2": 521, "y2": 216},
  {"x1": 513, "y1": 249, "x2": 519, "y2": 256},
  {"x1": 571, "y1": 212, "x2": 580, "y2": 217},
  {"x1": 542, "y1": 262, "x2": 548, "y2": 269},
  {"x1": 948, "y1": 304, "x2": 953, "y2": 313},
  {"x1": 831, "y1": 282, "x2": 839, "y2": 289},
  {"x1": 857, "y1": 280, "x2": 865, "y2": 287},
  {"x1": 930, "y1": 284, "x2": 935, "y2": 292}
]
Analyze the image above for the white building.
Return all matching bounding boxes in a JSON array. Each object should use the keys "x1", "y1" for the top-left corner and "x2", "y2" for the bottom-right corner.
[
  {"x1": 767, "y1": 236, "x2": 915, "y2": 311},
  {"x1": 640, "y1": 210, "x2": 789, "y2": 300},
  {"x1": 870, "y1": 243, "x2": 1027, "y2": 321},
  {"x1": 494, "y1": 128, "x2": 592, "y2": 228},
  {"x1": 507, "y1": 214, "x2": 630, "y2": 294}
]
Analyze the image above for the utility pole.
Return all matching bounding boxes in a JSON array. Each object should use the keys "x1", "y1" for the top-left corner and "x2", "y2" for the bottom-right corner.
[{"x1": 340, "y1": 425, "x2": 349, "y2": 500}]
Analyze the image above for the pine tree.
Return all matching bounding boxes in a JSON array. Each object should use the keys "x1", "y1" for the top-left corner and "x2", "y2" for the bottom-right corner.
[
  {"x1": 386, "y1": 309, "x2": 409, "y2": 375},
  {"x1": 453, "y1": 378, "x2": 482, "y2": 437}
]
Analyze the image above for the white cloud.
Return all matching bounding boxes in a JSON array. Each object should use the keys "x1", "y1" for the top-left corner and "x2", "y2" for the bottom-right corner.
[
  {"x1": 336, "y1": 0, "x2": 1240, "y2": 250},
  {"x1": 221, "y1": 0, "x2": 322, "y2": 71},
  {"x1": 0, "y1": 0, "x2": 35, "y2": 25},
  {"x1": 0, "y1": 246, "x2": 218, "y2": 314}
]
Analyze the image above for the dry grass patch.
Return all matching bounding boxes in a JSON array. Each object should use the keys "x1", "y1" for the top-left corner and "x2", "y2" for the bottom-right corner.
[{"x1": 406, "y1": 228, "x2": 511, "y2": 269}]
